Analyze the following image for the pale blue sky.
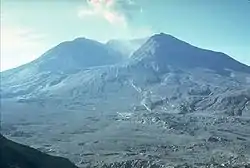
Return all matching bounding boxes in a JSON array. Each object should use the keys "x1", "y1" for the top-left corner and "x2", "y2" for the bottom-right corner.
[{"x1": 1, "y1": 0, "x2": 250, "y2": 71}]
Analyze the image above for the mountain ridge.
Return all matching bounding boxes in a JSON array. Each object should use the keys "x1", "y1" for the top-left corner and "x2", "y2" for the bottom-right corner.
[
  {"x1": 130, "y1": 33, "x2": 250, "y2": 75},
  {"x1": 1, "y1": 33, "x2": 250, "y2": 101},
  {"x1": 1, "y1": 33, "x2": 249, "y2": 74},
  {"x1": 1, "y1": 33, "x2": 250, "y2": 103},
  {"x1": 1, "y1": 33, "x2": 250, "y2": 167}
]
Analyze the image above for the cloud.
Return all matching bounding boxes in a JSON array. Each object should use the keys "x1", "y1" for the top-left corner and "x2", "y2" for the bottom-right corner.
[
  {"x1": 77, "y1": 0, "x2": 153, "y2": 40},
  {"x1": 78, "y1": 0, "x2": 140, "y2": 27},
  {"x1": 0, "y1": 17, "x2": 48, "y2": 71}
]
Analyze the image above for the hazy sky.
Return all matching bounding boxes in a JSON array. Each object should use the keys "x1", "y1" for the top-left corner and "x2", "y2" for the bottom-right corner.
[{"x1": 1, "y1": 0, "x2": 250, "y2": 71}]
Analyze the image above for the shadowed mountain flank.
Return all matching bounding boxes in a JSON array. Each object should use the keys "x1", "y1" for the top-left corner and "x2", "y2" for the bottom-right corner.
[{"x1": 0, "y1": 134, "x2": 78, "y2": 168}]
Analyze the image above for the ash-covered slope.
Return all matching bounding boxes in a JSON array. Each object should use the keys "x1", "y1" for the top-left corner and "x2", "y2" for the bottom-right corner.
[
  {"x1": 119, "y1": 33, "x2": 250, "y2": 116},
  {"x1": 1, "y1": 33, "x2": 250, "y2": 167},
  {"x1": 1, "y1": 33, "x2": 249, "y2": 116},
  {"x1": 1, "y1": 33, "x2": 250, "y2": 112},
  {"x1": 0, "y1": 37, "x2": 123, "y2": 99}
]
